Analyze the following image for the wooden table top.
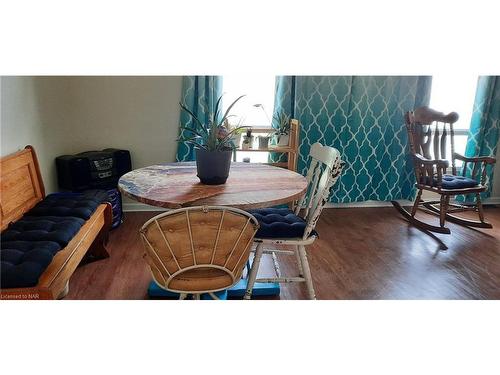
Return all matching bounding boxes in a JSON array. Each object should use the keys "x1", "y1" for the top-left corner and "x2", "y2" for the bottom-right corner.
[{"x1": 118, "y1": 162, "x2": 308, "y2": 210}]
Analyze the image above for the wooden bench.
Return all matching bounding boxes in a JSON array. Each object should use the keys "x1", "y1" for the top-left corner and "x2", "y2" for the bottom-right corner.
[{"x1": 0, "y1": 146, "x2": 112, "y2": 299}]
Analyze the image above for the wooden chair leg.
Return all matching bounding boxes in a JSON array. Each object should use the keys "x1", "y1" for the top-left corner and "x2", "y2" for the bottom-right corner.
[
  {"x1": 439, "y1": 195, "x2": 450, "y2": 228},
  {"x1": 476, "y1": 193, "x2": 485, "y2": 223},
  {"x1": 298, "y1": 245, "x2": 316, "y2": 300},
  {"x1": 295, "y1": 245, "x2": 304, "y2": 277},
  {"x1": 86, "y1": 203, "x2": 112, "y2": 261},
  {"x1": 411, "y1": 189, "x2": 423, "y2": 217},
  {"x1": 57, "y1": 281, "x2": 70, "y2": 299},
  {"x1": 88, "y1": 238, "x2": 110, "y2": 260},
  {"x1": 86, "y1": 230, "x2": 110, "y2": 262},
  {"x1": 244, "y1": 242, "x2": 264, "y2": 300},
  {"x1": 208, "y1": 292, "x2": 220, "y2": 300}
]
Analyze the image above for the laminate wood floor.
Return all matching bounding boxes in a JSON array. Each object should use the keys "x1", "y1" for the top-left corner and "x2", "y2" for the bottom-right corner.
[{"x1": 67, "y1": 206, "x2": 500, "y2": 299}]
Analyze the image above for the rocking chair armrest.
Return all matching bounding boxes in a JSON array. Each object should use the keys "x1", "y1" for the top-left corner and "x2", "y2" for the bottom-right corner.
[
  {"x1": 454, "y1": 153, "x2": 496, "y2": 184},
  {"x1": 413, "y1": 154, "x2": 449, "y2": 168},
  {"x1": 453, "y1": 153, "x2": 496, "y2": 165}
]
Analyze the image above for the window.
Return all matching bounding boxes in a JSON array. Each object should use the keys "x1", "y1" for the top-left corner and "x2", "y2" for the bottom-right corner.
[
  {"x1": 429, "y1": 76, "x2": 478, "y2": 165},
  {"x1": 222, "y1": 75, "x2": 276, "y2": 162}
]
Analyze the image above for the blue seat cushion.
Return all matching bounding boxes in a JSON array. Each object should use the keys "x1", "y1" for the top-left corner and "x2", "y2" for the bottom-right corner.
[
  {"x1": 421, "y1": 174, "x2": 479, "y2": 189},
  {"x1": 1, "y1": 241, "x2": 61, "y2": 288},
  {"x1": 27, "y1": 190, "x2": 108, "y2": 220},
  {"x1": 247, "y1": 208, "x2": 317, "y2": 239},
  {"x1": 1, "y1": 216, "x2": 85, "y2": 247}
]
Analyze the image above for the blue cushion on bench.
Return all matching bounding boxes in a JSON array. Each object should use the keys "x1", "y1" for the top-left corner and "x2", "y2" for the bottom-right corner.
[
  {"x1": 1, "y1": 216, "x2": 85, "y2": 247},
  {"x1": 27, "y1": 190, "x2": 108, "y2": 220},
  {"x1": 1, "y1": 241, "x2": 61, "y2": 288},
  {"x1": 421, "y1": 174, "x2": 479, "y2": 190},
  {"x1": 247, "y1": 208, "x2": 317, "y2": 239}
]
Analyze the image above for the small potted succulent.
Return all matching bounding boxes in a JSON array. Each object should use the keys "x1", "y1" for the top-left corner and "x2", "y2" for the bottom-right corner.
[
  {"x1": 257, "y1": 129, "x2": 275, "y2": 149},
  {"x1": 272, "y1": 111, "x2": 291, "y2": 146},
  {"x1": 241, "y1": 128, "x2": 254, "y2": 150},
  {"x1": 178, "y1": 94, "x2": 246, "y2": 185}
]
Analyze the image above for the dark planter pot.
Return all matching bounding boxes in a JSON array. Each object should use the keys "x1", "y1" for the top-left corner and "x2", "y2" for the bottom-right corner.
[{"x1": 195, "y1": 149, "x2": 232, "y2": 185}]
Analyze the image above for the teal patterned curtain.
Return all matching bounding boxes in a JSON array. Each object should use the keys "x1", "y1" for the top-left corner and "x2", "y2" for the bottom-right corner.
[
  {"x1": 463, "y1": 76, "x2": 500, "y2": 199},
  {"x1": 271, "y1": 76, "x2": 432, "y2": 203},
  {"x1": 176, "y1": 76, "x2": 223, "y2": 162}
]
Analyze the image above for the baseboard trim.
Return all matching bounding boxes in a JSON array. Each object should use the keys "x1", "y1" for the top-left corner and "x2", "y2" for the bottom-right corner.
[
  {"x1": 324, "y1": 200, "x2": 412, "y2": 209},
  {"x1": 485, "y1": 196, "x2": 500, "y2": 205},
  {"x1": 123, "y1": 197, "x2": 500, "y2": 212}
]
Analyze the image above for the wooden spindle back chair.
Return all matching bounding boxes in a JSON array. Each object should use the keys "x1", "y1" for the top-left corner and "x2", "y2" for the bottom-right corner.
[
  {"x1": 245, "y1": 143, "x2": 344, "y2": 300},
  {"x1": 140, "y1": 206, "x2": 259, "y2": 298},
  {"x1": 392, "y1": 106, "x2": 496, "y2": 234}
]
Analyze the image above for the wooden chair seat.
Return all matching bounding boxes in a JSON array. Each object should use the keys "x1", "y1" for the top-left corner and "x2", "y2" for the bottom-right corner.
[{"x1": 418, "y1": 184, "x2": 486, "y2": 195}]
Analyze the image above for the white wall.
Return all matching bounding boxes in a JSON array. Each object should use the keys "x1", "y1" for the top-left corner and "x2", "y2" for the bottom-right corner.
[{"x1": 1, "y1": 76, "x2": 183, "y2": 195}]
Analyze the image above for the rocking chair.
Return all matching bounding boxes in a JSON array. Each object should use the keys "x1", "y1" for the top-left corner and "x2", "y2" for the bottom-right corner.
[{"x1": 392, "y1": 106, "x2": 496, "y2": 234}]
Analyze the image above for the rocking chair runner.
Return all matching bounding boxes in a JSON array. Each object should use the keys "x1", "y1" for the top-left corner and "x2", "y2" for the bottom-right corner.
[{"x1": 392, "y1": 106, "x2": 496, "y2": 234}]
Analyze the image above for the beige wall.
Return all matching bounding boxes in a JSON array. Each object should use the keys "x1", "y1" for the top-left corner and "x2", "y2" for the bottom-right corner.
[
  {"x1": 1, "y1": 76, "x2": 183, "y2": 195},
  {"x1": 65, "y1": 76, "x2": 182, "y2": 171},
  {"x1": 1, "y1": 76, "x2": 73, "y2": 193}
]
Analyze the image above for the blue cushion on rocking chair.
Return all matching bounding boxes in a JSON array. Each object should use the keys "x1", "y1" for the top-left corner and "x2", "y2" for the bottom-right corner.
[
  {"x1": 421, "y1": 174, "x2": 479, "y2": 190},
  {"x1": 247, "y1": 208, "x2": 317, "y2": 239}
]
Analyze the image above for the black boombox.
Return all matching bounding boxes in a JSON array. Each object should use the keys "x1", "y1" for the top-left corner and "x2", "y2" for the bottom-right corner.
[{"x1": 56, "y1": 148, "x2": 131, "y2": 191}]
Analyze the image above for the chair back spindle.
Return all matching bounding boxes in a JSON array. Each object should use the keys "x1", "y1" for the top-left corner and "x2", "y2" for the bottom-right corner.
[{"x1": 405, "y1": 107, "x2": 459, "y2": 184}]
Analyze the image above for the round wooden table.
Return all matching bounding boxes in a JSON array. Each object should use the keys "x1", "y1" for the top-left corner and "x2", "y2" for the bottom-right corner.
[{"x1": 118, "y1": 162, "x2": 308, "y2": 210}]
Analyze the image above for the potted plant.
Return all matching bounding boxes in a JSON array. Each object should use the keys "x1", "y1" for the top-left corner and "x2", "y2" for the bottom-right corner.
[
  {"x1": 178, "y1": 94, "x2": 246, "y2": 185},
  {"x1": 272, "y1": 111, "x2": 291, "y2": 146},
  {"x1": 257, "y1": 129, "x2": 275, "y2": 149},
  {"x1": 241, "y1": 128, "x2": 254, "y2": 150}
]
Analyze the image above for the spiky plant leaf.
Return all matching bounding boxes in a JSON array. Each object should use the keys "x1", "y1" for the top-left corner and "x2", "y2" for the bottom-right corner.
[
  {"x1": 178, "y1": 94, "x2": 246, "y2": 152},
  {"x1": 177, "y1": 138, "x2": 208, "y2": 150},
  {"x1": 179, "y1": 103, "x2": 208, "y2": 136},
  {"x1": 179, "y1": 126, "x2": 205, "y2": 139},
  {"x1": 220, "y1": 95, "x2": 245, "y2": 125}
]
